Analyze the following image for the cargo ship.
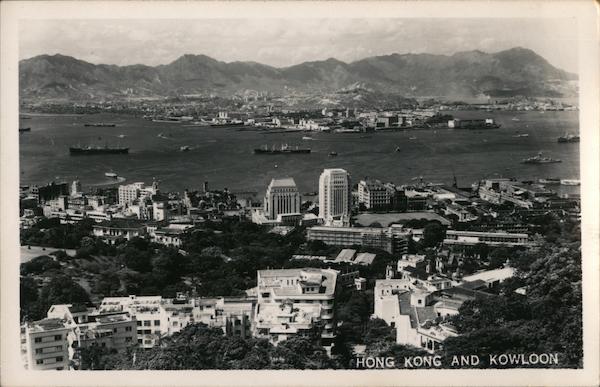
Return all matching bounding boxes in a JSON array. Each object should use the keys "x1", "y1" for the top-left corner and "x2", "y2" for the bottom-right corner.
[
  {"x1": 521, "y1": 152, "x2": 561, "y2": 164},
  {"x1": 70, "y1": 145, "x2": 129, "y2": 155},
  {"x1": 448, "y1": 118, "x2": 501, "y2": 129},
  {"x1": 538, "y1": 178, "x2": 561, "y2": 185},
  {"x1": 254, "y1": 144, "x2": 311, "y2": 154},
  {"x1": 557, "y1": 133, "x2": 580, "y2": 143},
  {"x1": 84, "y1": 123, "x2": 116, "y2": 127}
]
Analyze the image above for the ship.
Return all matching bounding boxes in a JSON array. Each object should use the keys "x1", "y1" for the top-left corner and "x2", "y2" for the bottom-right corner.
[
  {"x1": 84, "y1": 123, "x2": 116, "y2": 127},
  {"x1": 561, "y1": 179, "x2": 581, "y2": 186},
  {"x1": 211, "y1": 121, "x2": 244, "y2": 127},
  {"x1": 105, "y1": 172, "x2": 118, "y2": 178},
  {"x1": 302, "y1": 136, "x2": 313, "y2": 140},
  {"x1": 512, "y1": 133, "x2": 529, "y2": 138},
  {"x1": 521, "y1": 152, "x2": 561, "y2": 164},
  {"x1": 179, "y1": 145, "x2": 191, "y2": 152},
  {"x1": 254, "y1": 144, "x2": 311, "y2": 154},
  {"x1": 329, "y1": 151, "x2": 338, "y2": 157},
  {"x1": 19, "y1": 127, "x2": 31, "y2": 132},
  {"x1": 70, "y1": 145, "x2": 129, "y2": 155},
  {"x1": 557, "y1": 133, "x2": 580, "y2": 143},
  {"x1": 538, "y1": 178, "x2": 561, "y2": 185}
]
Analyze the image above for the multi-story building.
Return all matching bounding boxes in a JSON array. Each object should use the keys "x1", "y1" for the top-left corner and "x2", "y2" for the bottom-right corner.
[
  {"x1": 358, "y1": 179, "x2": 391, "y2": 210},
  {"x1": 92, "y1": 219, "x2": 146, "y2": 244},
  {"x1": 118, "y1": 182, "x2": 144, "y2": 206},
  {"x1": 23, "y1": 318, "x2": 71, "y2": 370},
  {"x1": 319, "y1": 169, "x2": 350, "y2": 226},
  {"x1": 118, "y1": 181, "x2": 159, "y2": 206},
  {"x1": 98, "y1": 295, "x2": 167, "y2": 349},
  {"x1": 255, "y1": 268, "x2": 337, "y2": 347},
  {"x1": 264, "y1": 177, "x2": 301, "y2": 220},
  {"x1": 307, "y1": 225, "x2": 410, "y2": 254},
  {"x1": 443, "y1": 230, "x2": 531, "y2": 248},
  {"x1": 373, "y1": 279, "x2": 459, "y2": 353},
  {"x1": 70, "y1": 180, "x2": 82, "y2": 197}
]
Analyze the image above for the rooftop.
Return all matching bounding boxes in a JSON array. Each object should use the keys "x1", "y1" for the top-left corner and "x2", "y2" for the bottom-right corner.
[
  {"x1": 268, "y1": 177, "x2": 297, "y2": 189},
  {"x1": 354, "y1": 252, "x2": 376, "y2": 265},
  {"x1": 462, "y1": 267, "x2": 515, "y2": 283},
  {"x1": 29, "y1": 318, "x2": 69, "y2": 332}
]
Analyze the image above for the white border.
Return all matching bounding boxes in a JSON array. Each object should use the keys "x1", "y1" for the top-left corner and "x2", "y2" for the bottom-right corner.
[{"x1": 1, "y1": 1, "x2": 598, "y2": 386}]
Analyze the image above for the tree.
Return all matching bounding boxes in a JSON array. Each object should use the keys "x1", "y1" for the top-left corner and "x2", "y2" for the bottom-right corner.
[
  {"x1": 422, "y1": 221, "x2": 445, "y2": 247},
  {"x1": 37, "y1": 274, "x2": 90, "y2": 316}
]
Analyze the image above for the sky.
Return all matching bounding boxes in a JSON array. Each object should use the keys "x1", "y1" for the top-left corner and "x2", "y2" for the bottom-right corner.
[{"x1": 19, "y1": 18, "x2": 579, "y2": 73}]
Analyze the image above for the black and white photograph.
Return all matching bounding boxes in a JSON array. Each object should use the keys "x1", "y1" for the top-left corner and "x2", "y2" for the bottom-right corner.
[{"x1": 1, "y1": 1, "x2": 598, "y2": 386}]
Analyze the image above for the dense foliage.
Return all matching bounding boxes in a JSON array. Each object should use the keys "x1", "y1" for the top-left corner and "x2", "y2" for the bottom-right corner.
[{"x1": 81, "y1": 324, "x2": 337, "y2": 370}]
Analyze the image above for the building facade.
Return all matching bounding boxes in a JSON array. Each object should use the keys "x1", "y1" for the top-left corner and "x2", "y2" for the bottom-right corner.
[
  {"x1": 319, "y1": 169, "x2": 350, "y2": 226},
  {"x1": 255, "y1": 268, "x2": 337, "y2": 347},
  {"x1": 264, "y1": 177, "x2": 301, "y2": 220},
  {"x1": 24, "y1": 319, "x2": 71, "y2": 370},
  {"x1": 358, "y1": 179, "x2": 390, "y2": 209}
]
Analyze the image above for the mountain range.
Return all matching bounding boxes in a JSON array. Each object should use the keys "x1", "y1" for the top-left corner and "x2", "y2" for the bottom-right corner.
[{"x1": 19, "y1": 47, "x2": 577, "y2": 101}]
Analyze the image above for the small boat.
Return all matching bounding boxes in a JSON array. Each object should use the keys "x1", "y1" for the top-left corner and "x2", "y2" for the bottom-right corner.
[
  {"x1": 157, "y1": 133, "x2": 168, "y2": 139},
  {"x1": 19, "y1": 127, "x2": 31, "y2": 132},
  {"x1": 84, "y1": 123, "x2": 116, "y2": 127},
  {"x1": 511, "y1": 117, "x2": 520, "y2": 121},
  {"x1": 329, "y1": 151, "x2": 338, "y2": 157},
  {"x1": 513, "y1": 133, "x2": 529, "y2": 138},
  {"x1": 117, "y1": 134, "x2": 126, "y2": 138},
  {"x1": 105, "y1": 172, "x2": 118, "y2": 178},
  {"x1": 179, "y1": 145, "x2": 191, "y2": 152},
  {"x1": 274, "y1": 164, "x2": 278, "y2": 168},
  {"x1": 560, "y1": 179, "x2": 580, "y2": 186},
  {"x1": 395, "y1": 147, "x2": 401, "y2": 152},
  {"x1": 409, "y1": 136, "x2": 417, "y2": 140},
  {"x1": 302, "y1": 136, "x2": 313, "y2": 141}
]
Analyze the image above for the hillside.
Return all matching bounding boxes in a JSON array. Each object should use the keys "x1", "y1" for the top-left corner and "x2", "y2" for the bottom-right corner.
[{"x1": 19, "y1": 47, "x2": 577, "y2": 101}]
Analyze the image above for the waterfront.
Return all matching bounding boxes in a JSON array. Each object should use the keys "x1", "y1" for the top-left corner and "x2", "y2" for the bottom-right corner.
[{"x1": 19, "y1": 110, "x2": 580, "y2": 196}]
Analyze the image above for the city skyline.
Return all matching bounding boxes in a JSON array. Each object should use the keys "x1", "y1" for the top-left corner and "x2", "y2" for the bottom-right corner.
[{"x1": 19, "y1": 18, "x2": 579, "y2": 73}]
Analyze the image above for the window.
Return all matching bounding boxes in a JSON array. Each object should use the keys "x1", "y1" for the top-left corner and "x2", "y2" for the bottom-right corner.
[
  {"x1": 56, "y1": 356, "x2": 64, "y2": 362},
  {"x1": 143, "y1": 321, "x2": 151, "y2": 327},
  {"x1": 136, "y1": 321, "x2": 142, "y2": 326},
  {"x1": 125, "y1": 326, "x2": 132, "y2": 332},
  {"x1": 153, "y1": 320, "x2": 160, "y2": 326},
  {"x1": 113, "y1": 328, "x2": 118, "y2": 333},
  {"x1": 125, "y1": 337, "x2": 132, "y2": 343},
  {"x1": 137, "y1": 339, "x2": 143, "y2": 344},
  {"x1": 35, "y1": 348, "x2": 43, "y2": 354},
  {"x1": 54, "y1": 335, "x2": 62, "y2": 341},
  {"x1": 101, "y1": 342, "x2": 106, "y2": 348},
  {"x1": 417, "y1": 299, "x2": 422, "y2": 305},
  {"x1": 36, "y1": 359, "x2": 43, "y2": 365},
  {"x1": 34, "y1": 337, "x2": 42, "y2": 343}
]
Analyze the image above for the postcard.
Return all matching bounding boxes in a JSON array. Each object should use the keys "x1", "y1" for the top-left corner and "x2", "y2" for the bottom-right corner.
[{"x1": 1, "y1": 1, "x2": 598, "y2": 386}]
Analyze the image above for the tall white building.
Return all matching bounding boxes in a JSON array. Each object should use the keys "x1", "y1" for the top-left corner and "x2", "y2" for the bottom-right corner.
[
  {"x1": 118, "y1": 181, "x2": 158, "y2": 206},
  {"x1": 70, "y1": 180, "x2": 82, "y2": 197},
  {"x1": 264, "y1": 177, "x2": 300, "y2": 220},
  {"x1": 319, "y1": 168, "x2": 350, "y2": 226}
]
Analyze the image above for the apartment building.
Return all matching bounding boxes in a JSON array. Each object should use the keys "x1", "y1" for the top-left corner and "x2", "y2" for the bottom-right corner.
[
  {"x1": 255, "y1": 268, "x2": 338, "y2": 346},
  {"x1": 24, "y1": 318, "x2": 71, "y2": 370}
]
